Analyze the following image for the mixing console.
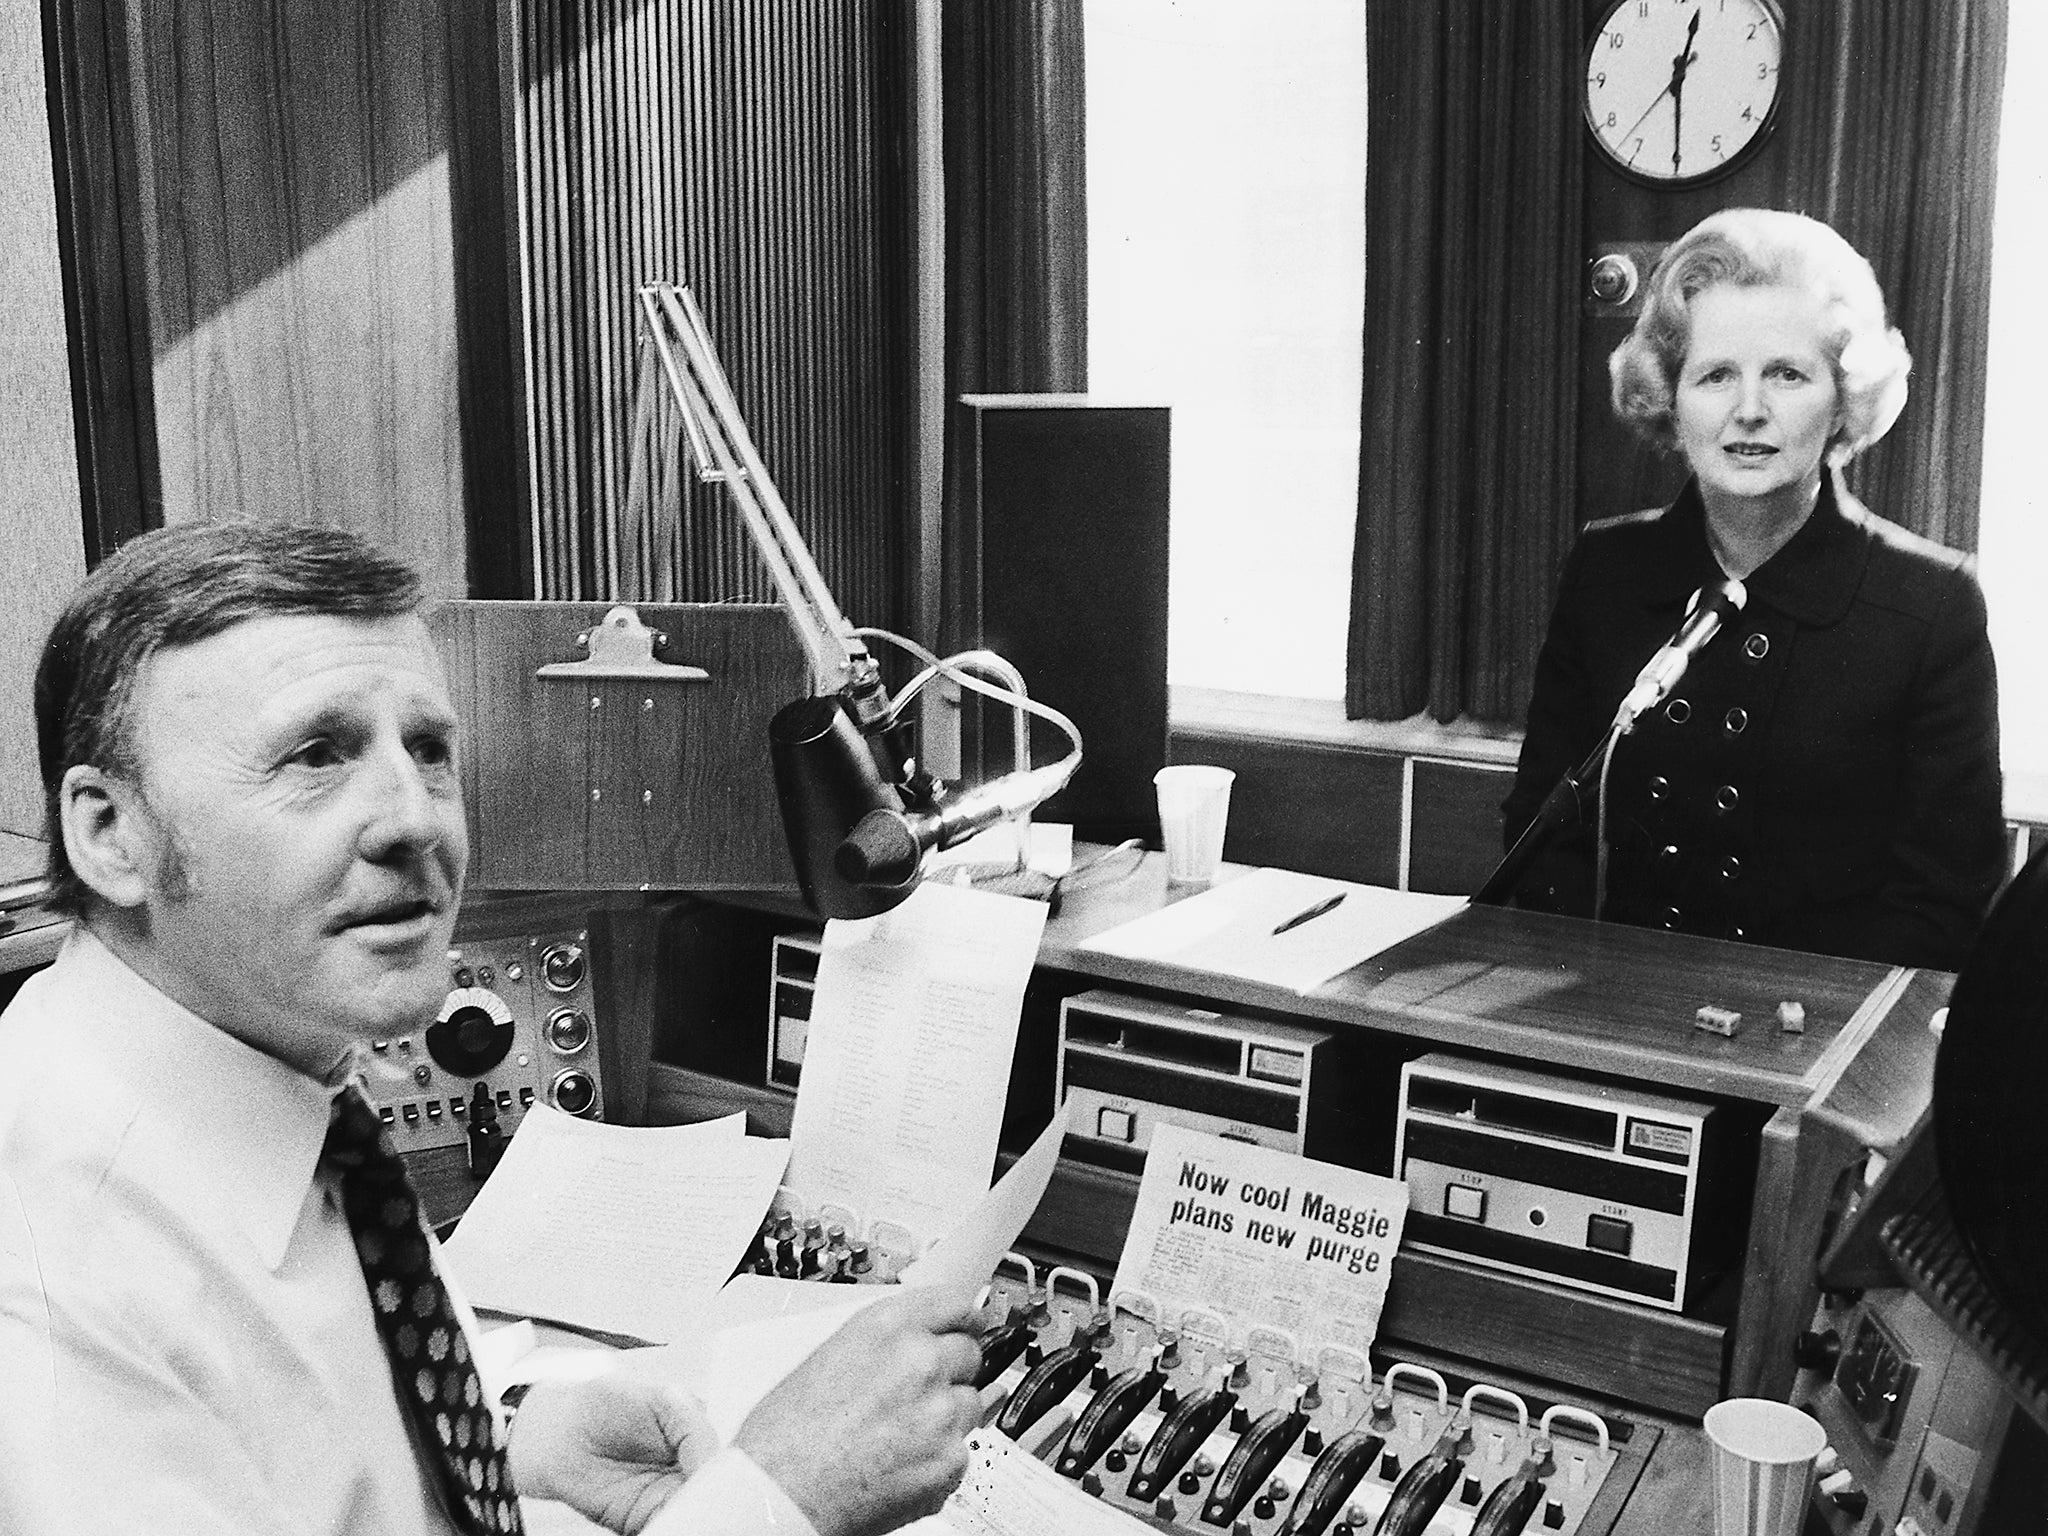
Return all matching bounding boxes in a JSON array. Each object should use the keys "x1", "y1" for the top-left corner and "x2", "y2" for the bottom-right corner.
[{"x1": 974, "y1": 1260, "x2": 1652, "y2": 1536}]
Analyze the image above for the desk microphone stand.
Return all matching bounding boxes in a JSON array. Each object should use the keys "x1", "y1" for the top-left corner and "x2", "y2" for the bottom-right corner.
[{"x1": 1469, "y1": 724, "x2": 1623, "y2": 908}]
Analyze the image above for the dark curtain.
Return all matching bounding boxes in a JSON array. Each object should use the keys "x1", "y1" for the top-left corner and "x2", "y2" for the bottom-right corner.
[
  {"x1": 1794, "y1": 2, "x2": 2009, "y2": 551},
  {"x1": 940, "y1": 0, "x2": 1089, "y2": 538},
  {"x1": 1347, "y1": 4, "x2": 1584, "y2": 725}
]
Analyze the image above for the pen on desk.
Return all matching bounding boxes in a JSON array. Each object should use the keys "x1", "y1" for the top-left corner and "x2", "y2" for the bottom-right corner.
[{"x1": 1272, "y1": 892, "x2": 1346, "y2": 935}]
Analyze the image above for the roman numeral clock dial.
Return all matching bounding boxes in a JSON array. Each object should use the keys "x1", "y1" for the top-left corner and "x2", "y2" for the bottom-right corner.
[{"x1": 1585, "y1": 0, "x2": 1785, "y2": 187}]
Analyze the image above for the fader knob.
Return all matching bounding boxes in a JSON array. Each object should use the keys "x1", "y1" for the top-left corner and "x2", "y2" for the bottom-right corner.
[
  {"x1": 1370, "y1": 1392, "x2": 1397, "y2": 1431},
  {"x1": 1303, "y1": 1427, "x2": 1325, "y2": 1457},
  {"x1": 1793, "y1": 1328, "x2": 1843, "y2": 1373}
]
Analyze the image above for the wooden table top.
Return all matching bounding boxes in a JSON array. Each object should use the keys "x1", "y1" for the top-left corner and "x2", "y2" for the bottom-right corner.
[{"x1": 1036, "y1": 852, "x2": 1944, "y2": 1110}]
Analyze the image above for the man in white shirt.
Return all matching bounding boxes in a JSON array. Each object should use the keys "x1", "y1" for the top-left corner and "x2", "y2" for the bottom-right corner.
[{"x1": 0, "y1": 521, "x2": 982, "y2": 1536}]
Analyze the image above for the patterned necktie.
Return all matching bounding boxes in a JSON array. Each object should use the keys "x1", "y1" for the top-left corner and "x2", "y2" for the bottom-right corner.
[{"x1": 324, "y1": 1087, "x2": 524, "y2": 1535}]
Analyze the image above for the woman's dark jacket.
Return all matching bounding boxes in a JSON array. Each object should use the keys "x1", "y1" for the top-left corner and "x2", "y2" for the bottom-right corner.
[{"x1": 1502, "y1": 471, "x2": 2004, "y2": 972}]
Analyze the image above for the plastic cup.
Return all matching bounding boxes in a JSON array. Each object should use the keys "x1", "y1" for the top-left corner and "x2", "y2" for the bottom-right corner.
[
  {"x1": 1154, "y1": 765, "x2": 1235, "y2": 887},
  {"x1": 1702, "y1": 1398, "x2": 1828, "y2": 1536}
]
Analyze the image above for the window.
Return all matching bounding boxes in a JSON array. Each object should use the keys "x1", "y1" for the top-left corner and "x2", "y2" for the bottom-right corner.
[
  {"x1": 1977, "y1": 3, "x2": 2048, "y2": 797},
  {"x1": 1085, "y1": 0, "x2": 1366, "y2": 701}
]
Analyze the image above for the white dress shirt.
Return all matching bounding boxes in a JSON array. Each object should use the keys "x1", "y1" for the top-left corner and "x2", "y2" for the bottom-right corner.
[{"x1": 0, "y1": 928, "x2": 813, "y2": 1536}]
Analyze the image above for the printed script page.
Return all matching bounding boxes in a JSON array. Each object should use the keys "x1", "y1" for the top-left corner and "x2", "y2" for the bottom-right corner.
[
  {"x1": 442, "y1": 1108, "x2": 787, "y2": 1345},
  {"x1": 786, "y1": 881, "x2": 1048, "y2": 1251}
]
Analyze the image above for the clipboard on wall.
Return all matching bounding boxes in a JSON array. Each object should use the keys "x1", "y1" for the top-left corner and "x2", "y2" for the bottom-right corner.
[{"x1": 430, "y1": 600, "x2": 810, "y2": 891}]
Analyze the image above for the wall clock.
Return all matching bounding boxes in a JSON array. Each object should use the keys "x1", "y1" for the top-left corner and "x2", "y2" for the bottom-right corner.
[{"x1": 1584, "y1": 0, "x2": 1786, "y2": 188}]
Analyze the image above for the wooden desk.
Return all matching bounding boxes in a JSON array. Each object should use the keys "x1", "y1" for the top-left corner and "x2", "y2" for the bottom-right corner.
[{"x1": 1015, "y1": 855, "x2": 1952, "y2": 1413}]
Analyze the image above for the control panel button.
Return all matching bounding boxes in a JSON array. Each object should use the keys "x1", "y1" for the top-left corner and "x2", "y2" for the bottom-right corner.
[
  {"x1": 546, "y1": 1008, "x2": 592, "y2": 1054},
  {"x1": 552, "y1": 1069, "x2": 598, "y2": 1117},
  {"x1": 1586, "y1": 1214, "x2": 1635, "y2": 1256},
  {"x1": 1444, "y1": 1185, "x2": 1487, "y2": 1222},
  {"x1": 541, "y1": 941, "x2": 586, "y2": 992},
  {"x1": 1097, "y1": 1107, "x2": 1135, "y2": 1143}
]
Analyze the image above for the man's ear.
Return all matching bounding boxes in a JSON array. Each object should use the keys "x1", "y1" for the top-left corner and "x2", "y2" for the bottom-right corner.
[{"x1": 59, "y1": 764, "x2": 152, "y2": 909}]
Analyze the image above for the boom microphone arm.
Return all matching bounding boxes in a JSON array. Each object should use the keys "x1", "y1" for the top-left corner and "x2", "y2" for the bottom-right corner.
[{"x1": 638, "y1": 284, "x2": 1081, "y2": 918}]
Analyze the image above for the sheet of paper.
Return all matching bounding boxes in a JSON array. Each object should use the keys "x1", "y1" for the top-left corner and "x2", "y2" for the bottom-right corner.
[
  {"x1": 899, "y1": 1102, "x2": 1070, "y2": 1307},
  {"x1": 442, "y1": 1106, "x2": 787, "y2": 1345},
  {"x1": 1078, "y1": 867, "x2": 1464, "y2": 993},
  {"x1": 787, "y1": 881, "x2": 1048, "y2": 1250},
  {"x1": 1110, "y1": 1124, "x2": 1410, "y2": 1367},
  {"x1": 946, "y1": 1429, "x2": 1157, "y2": 1536}
]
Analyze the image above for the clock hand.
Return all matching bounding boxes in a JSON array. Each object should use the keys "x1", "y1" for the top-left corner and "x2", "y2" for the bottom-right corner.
[
  {"x1": 1670, "y1": 9, "x2": 1700, "y2": 176},
  {"x1": 1616, "y1": 82, "x2": 1675, "y2": 153}
]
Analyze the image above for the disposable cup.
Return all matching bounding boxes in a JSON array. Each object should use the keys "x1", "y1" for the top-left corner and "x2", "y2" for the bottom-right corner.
[
  {"x1": 1702, "y1": 1398, "x2": 1828, "y2": 1536},
  {"x1": 1154, "y1": 765, "x2": 1235, "y2": 887}
]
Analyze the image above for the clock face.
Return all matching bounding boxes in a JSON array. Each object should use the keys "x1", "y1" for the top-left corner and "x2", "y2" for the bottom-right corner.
[{"x1": 1585, "y1": 0, "x2": 1785, "y2": 187}]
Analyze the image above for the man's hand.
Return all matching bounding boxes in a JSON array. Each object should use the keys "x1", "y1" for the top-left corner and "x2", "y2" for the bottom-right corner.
[
  {"x1": 507, "y1": 1375, "x2": 721, "y2": 1534},
  {"x1": 734, "y1": 1288, "x2": 984, "y2": 1536}
]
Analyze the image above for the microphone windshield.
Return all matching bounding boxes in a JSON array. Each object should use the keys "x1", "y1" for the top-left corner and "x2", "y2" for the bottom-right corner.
[{"x1": 836, "y1": 809, "x2": 923, "y2": 888}]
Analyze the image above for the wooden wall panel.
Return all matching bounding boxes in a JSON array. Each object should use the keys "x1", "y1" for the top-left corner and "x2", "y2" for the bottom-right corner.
[
  {"x1": 1409, "y1": 758, "x2": 1516, "y2": 896},
  {"x1": 1, "y1": 7, "x2": 88, "y2": 876},
  {"x1": 1170, "y1": 732, "x2": 1406, "y2": 889},
  {"x1": 514, "y1": 0, "x2": 916, "y2": 624},
  {"x1": 126, "y1": 0, "x2": 469, "y2": 592}
]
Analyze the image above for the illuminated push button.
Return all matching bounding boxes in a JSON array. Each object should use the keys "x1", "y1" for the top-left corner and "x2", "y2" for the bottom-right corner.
[
  {"x1": 1720, "y1": 856, "x2": 1743, "y2": 882},
  {"x1": 519, "y1": 1086, "x2": 535, "y2": 1107},
  {"x1": 426, "y1": 1101, "x2": 443, "y2": 1121},
  {"x1": 379, "y1": 1106, "x2": 396, "y2": 1125},
  {"x1": 1743, "y1": 632, "x2": 1770, "y2": 661},
  {"x1": 1587, "y1": 1214, "x2": 1635, "y2": 1257},
  {"x1": 1660, "y1": 906, "x2": 1684, "y2": 929},
  {"x1": 1097, "y1": 1107, "x2": 1135, "y2": 1143},
  {"x1": 1725, "y1": 707, "x2": 1749, "y2": 735},
  {"x1": 1715, "y1": 785, "x2": 1741, "y2": 813},
  {"x1": 402, "y1": 1103, "x2": 419, "y2": 1124},
  {"x1": 1647, "y1": 775, "x2": 1670, "y2": 802},
  {"x1": 1444, "y1": 1185, "x2": 1488, "y2": 1222},
  {"x1": 1664, "y1": 698, "x2": 1692, "y2": 725}
]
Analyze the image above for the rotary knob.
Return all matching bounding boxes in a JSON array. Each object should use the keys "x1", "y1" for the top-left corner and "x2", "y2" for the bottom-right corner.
[
  {"x1": 427, "y1": 987, "x2": 516, "y2": 1076},
  {"x1": 1793, "y1": 1328, "x2": 1843, "y2": 1374}
]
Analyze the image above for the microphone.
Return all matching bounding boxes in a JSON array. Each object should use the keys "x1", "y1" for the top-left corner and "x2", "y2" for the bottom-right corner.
[
  {"x1": 835, "y1": 762, "x2": 1074, "y2": 890},
  {"x1": 1611, "y1": 578, "x2": 1748, "y2": 732}
]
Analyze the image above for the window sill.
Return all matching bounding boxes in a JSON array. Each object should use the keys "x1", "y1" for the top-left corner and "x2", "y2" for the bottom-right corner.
[{"x1": 1170, "y1": 687, "x2": 1524, "y2": 769}]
